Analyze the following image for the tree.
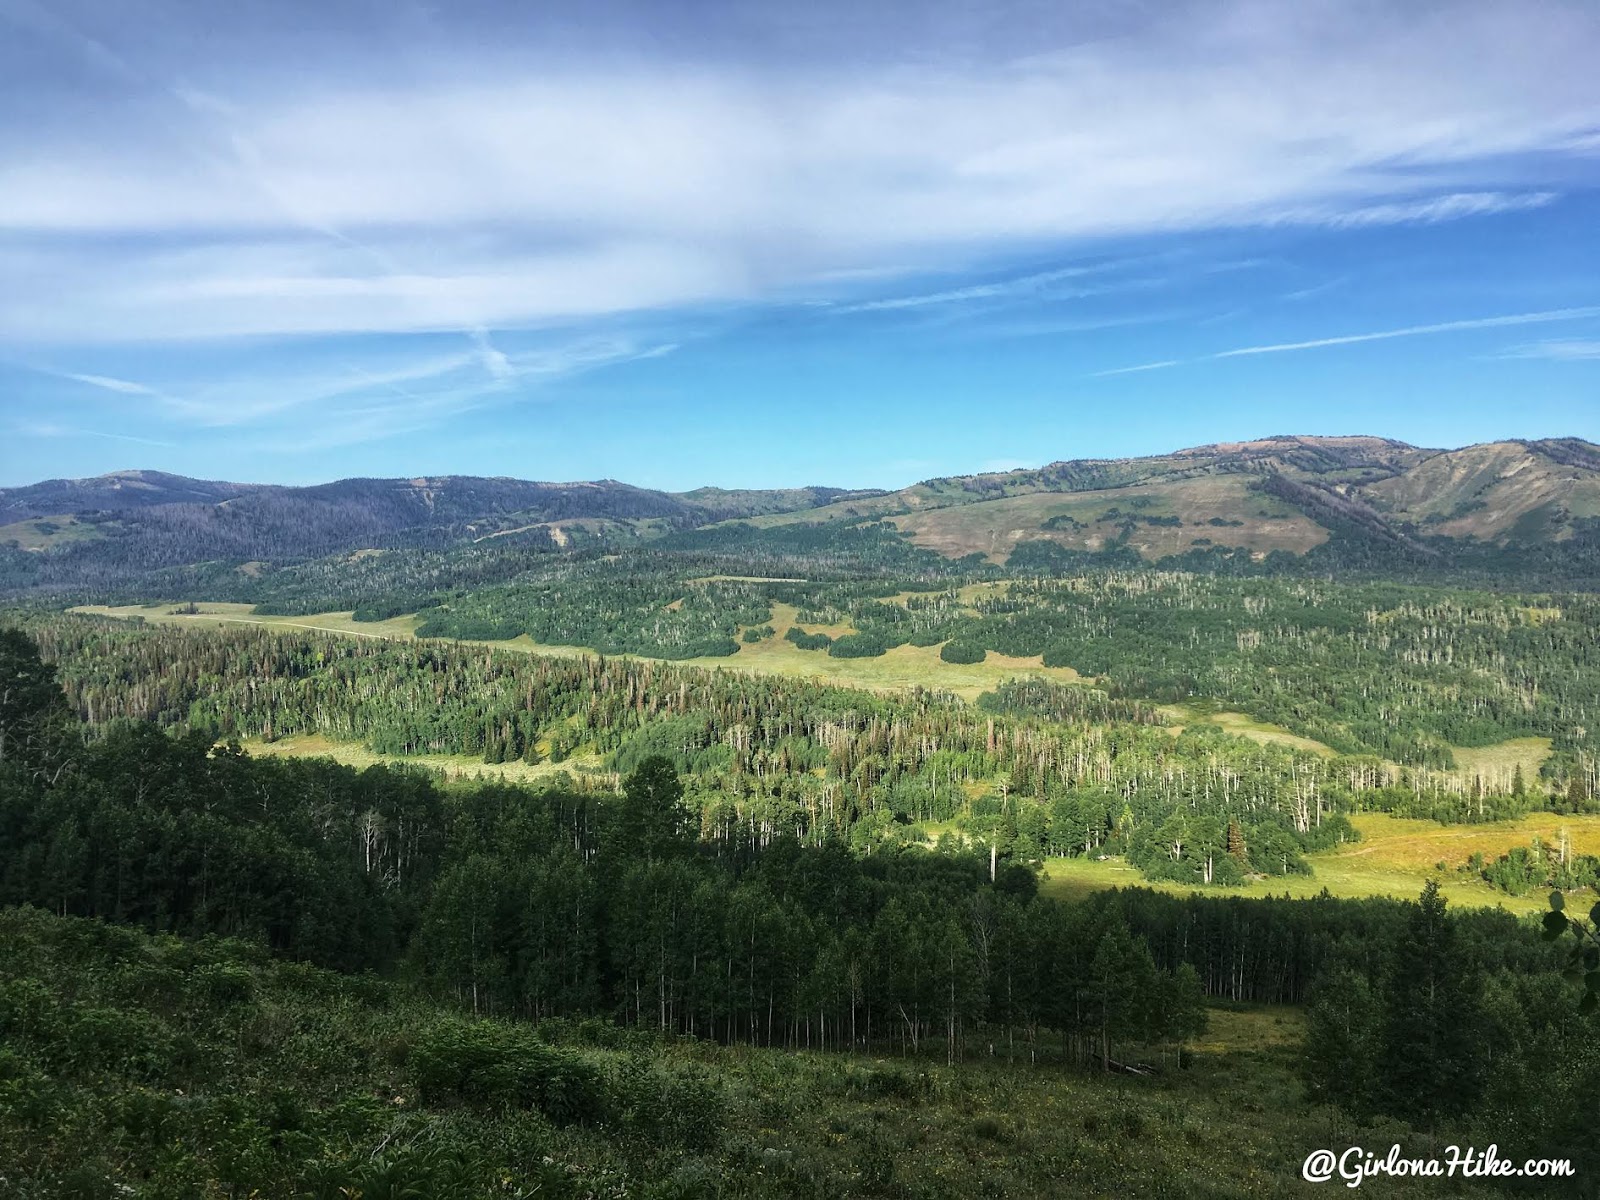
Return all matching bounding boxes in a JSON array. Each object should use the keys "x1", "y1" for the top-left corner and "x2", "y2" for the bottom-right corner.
[
  {"x1": 1302, "y1": 968, "x2": 1381, "y2": 1114},
  {"x1": 1085, "y1": 915, "x2": 1157, "y2": 1071},
  {"x1": 615, "y1": 756, "x2": 689, "y2": 861},
  {"x1": 0, "y1": 628, "x2": 75, "y2": 777},
  {"x1": 1381, "y1": 882, "x2": 1484, "y2": 1123}
]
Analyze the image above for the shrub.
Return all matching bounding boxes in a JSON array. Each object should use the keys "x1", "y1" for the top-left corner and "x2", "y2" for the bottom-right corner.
[
  {"x1": 409, "y1": 1020, "x2": 606, "y2": 1124},
  {"x1": 784, "y1": 628, "x2": 833, "y2": 651},
  {"x1": 939, "y1": 640, "x2": 985, "y2": 664},
  {"x1": 826, "y1": 633, "x2": 892, "y2": 659}
]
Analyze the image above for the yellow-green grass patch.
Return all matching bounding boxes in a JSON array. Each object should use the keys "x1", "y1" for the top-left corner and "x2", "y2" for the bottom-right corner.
[
  {"x1": 1160, "y1": 704, "x2": 1337, "y2": 756},
  {"x1": 1039, "y1": 811, "x2": 1600, "y2": 914},
  {"x1": 242, "y1": 733, "x2": 612, "y2": 786},
  {"x1": 1445, "y1": 737, "x2": 1552, "y2": 788},
  {"x1": 0, "y1": 514, "x2": 106, "y2": 550},
  {"x1": 1192, "y1": 1004, "x2": 1306, "y2": 1056}
]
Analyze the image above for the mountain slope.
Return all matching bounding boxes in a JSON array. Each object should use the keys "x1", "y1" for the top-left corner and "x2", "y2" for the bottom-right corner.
[
  {"x1": 1, "y1": 437, "x2": 1595, "y2": 592},
  {"x1": 747, "y1": 435, "x2": 1600, "y2": 564},
  {"x1": 0, "y1": 469, "x2": 254, "y2": 522}
]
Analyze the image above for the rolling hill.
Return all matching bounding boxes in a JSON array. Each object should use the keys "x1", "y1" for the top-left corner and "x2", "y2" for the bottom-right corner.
[
  {"x1": 745, "y1": 434, "x2": 1600, "y2": 564},
  {"x1": 2, "y1": 435, "x2": 1597, "y2": 597}
]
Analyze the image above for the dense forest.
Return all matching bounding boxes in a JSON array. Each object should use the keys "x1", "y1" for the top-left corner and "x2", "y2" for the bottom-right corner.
[
  {"x1": 5, "y1": 439, "x2": 1600, "y2": 1196},
  {"x1": 18, "y1": 609, "x2": 1596, "y2": 894},
  {"x1": 2, "y1": 626, "x2": 1597, "y2": 1197}
]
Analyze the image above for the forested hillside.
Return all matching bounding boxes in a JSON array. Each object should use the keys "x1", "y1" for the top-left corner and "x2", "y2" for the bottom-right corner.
[
  {"x1": 13, "y1": 603, "x2": 1599, "y2": 892},
  {"x1": 2, "y1": 627, "x2": 1596, "y2": 1198},
  {"x1": 5, "y1": 435, "x2": 1599, "y2": 600}
]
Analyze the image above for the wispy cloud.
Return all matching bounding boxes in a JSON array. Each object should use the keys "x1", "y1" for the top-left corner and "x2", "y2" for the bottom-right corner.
[
  {"x1": 1500, "y1": 339, "x2": 1600, "y2": 360},
  {"x1": 836, "y1": 266, "x2": 1101, "y2": 313},
  {"x1": 1214, "y1": 307, "x2": 1600, "y2": 358},
  {"x1": 16, "y1": 420, "x2": 176, "y2": 448},
  {"x1": 1091, "y1": 359, "x2": 1181, "y2": 377},
  {"x1": 1282, "y1": 277, "x2": 1349, "y2": 302},
  {"x1": 1091, "y1": 307, "x2": 1600, "y2": 377},
  {"x1": 2, "y1": 2, "x2": 1598, "y2": 345},
  {"x1": 468, "y1": 327, "x2": 514, "y2": 381},
  {"x1": 1274, "y1": 191, "x2": 1559, "y2": 230},
  {"x1": 64, "y1": 372, "x2": 164, "y2": 397}
]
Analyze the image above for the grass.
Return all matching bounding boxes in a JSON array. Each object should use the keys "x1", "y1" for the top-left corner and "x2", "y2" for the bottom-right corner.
[
  {"x1": 73, "y1": 600, "x2": 1088, "y2": 703},
  {"x1": 242, "y1": 732, "x2": 613, "y2": 787},
  {"x1": 1040, "y1": 811, "x2": 1600, "y2": 915},
  {"x1": 717, "y1": 602, "x2": 1083, "y2": 700},
  {"x1": 1447, "y1": 736, "x2": 1553, "y2": 787},
  {"x1": 1160, "y1": 703, "x2": 1338, "y2": 756},
  {"x1": 1191, "y1": 1003, "x2": 1306, "y2": 1057},
  {"x1": 0, "y1": 513, "x2": 106, "y2": 550}
]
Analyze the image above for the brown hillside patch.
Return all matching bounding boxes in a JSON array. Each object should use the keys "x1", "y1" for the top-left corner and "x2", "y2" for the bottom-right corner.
[
  {"x1": 1365, "y1": 442, "x2": 1600, "y2": 542},
  {"x1": 889, "y1": 477, "x2": 1328, "y2": 562}
]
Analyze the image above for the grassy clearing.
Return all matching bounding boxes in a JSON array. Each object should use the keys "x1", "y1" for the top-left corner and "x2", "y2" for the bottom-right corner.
[
  {"x1": 720, "y1": 602, "x2": 1082, "y2": 700},
  {"x1": 74, "y1": 601, "x2": 1087, "y2": 703},
  {"x1": 1040, "y1": 811, "x2": 1600, "y2": 915},
  {"x1": 243, "y1": 732, "x2": 613, "y2": 787},
  {"x1": 1161, "y1": 703, "x2": 1338, "y2": 756},
  {"x1": 1191, "y1": 1003, "x2": 1306, "y2": 1056},
  {"x1": 0, "y1": 513, "x2": 105, "y2": 550},
  {"x1": 1447, "y1": 736, "x2": 1553, "y2": 785},
  {"x1": 73, "y1": 602, "x2": 425, "y2": 640}
]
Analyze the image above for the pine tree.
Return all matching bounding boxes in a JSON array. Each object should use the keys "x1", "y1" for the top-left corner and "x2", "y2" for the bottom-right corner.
[
  {"x1": 1381, "y1": 881, "x2": 1484, "y2": 1123},
  {"x1": 1302, "y1": 968, "x2": 1380, "y2": 1114}
]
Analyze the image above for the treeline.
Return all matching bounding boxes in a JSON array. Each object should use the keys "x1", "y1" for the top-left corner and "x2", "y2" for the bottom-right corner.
[
  {"x1": 14, "y1": 613, "x2": 1529, "y2": 886},
  {"x1": 0, "y1": 629, "x2": 1206, "y2": 1069},
  {"x1": 1301, "y1": 882, "x2": 1595, "y2": 1171}
]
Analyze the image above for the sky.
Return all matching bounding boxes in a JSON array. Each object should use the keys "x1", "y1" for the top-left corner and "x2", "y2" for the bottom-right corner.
[{"x1": 1, "y1": 0, "x2": 1597, "y2": 492}]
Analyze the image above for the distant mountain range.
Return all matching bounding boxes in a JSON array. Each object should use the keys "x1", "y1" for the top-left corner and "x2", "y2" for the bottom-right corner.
[{"x1": 2, "y1": 436, "x2": 1597, "y2": 592}]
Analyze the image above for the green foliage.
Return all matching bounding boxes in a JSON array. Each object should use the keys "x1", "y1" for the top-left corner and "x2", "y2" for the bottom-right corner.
[
  {"x1": 937, "y1": 640, "x2": 985, "y2": 664},
  {"x1": 783, "y1": 626, "x2": 833, "y2": 650}
]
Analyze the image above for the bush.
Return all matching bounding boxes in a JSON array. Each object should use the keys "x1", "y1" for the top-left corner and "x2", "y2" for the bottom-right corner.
[
  {"x1": 611, "y1": 1054, "x2": 725, "y2": 1149},
  {"x1": 826, "y1": 633, "x2": 893, "y2": 659},
  {"x1": 784, "y1": 628, "x2": 833, "y2": 651},
  {"x1": 409, "y1": 1020, "x2": 607, "y2": 1124},
  {"x1": 939, "y1": 640, "x2": 985, "y2": 664}
]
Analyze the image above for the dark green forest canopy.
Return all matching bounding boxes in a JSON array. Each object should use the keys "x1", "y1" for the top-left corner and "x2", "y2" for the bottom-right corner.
[
  {"x1": 3, "y1": 620, "x2": 1599, "y2": 1198},
  {"x1": 7, "y1": 601, "x2": 1599, "y2": 895}
]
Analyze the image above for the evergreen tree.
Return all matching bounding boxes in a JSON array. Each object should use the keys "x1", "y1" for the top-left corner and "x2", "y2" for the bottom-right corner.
[
  {"x1": 616, "y1": 755, "x2": 690, "y2": 861},
  {"x1": 1381, "y1": 882, "x2": 1484, "y2": 1123},
  {"x1": 1302, "y1": 968, "x2": 1381, "y2": 1114}
]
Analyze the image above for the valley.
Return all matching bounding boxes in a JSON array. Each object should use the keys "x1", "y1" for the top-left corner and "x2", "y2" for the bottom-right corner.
[{"x1": 5, "y1": 433, "x2": 1600, "y2": 1198}]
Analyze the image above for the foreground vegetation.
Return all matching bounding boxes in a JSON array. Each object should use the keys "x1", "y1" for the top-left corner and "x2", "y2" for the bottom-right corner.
[
  {"x1": 0, "y1": 905, "x2": 1539, "y2": 1200},
  {"x1": 4, "y1": 627, "x2": 1598, "y2": 1196}
]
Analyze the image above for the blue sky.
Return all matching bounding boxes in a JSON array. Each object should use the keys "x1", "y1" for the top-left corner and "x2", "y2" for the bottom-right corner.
[{"x1": 1, "y1": 0, "x2": 1597, "y2": 491}]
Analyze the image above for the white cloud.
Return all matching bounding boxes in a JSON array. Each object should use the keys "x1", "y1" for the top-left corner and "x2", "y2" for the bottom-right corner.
[
  {"x1": 64, "y1": 372, "x2": 163, "y2": 396},
  {"x1": 1501, "y1": 339, "x2": 1600, "y2": 360},
  {"x1": 1091, "y1": 306, "x2": 1600, "y2": 376},
  {"x1": 1271, "y1": 191, "x2": 1559, "y2": 229},
  {"x1": 0, "y1": 1, "x2": 1597, "y2": 345},
  {"x1": 1092, "y1": 359, "x2": 1182, "y2": 377},
  {"x1": 1214, "y1": 307, "x2": 1600, "y2": 358},
  {"x1": 837, "y1": 266, "x2": 1102, "y2": 313}
]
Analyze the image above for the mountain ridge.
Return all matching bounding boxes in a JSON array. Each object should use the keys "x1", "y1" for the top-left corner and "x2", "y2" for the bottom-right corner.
[{"x1": 2, "y1": 435, "x2": 1596, "y2": 589}]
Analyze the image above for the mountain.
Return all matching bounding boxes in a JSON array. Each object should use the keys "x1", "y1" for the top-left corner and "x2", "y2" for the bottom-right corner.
[
  {"x1": 2, "y1": 436, "x2": 1596, "y2": 596},
  {"x1": 0, "y1": 470, "x2": 886, "y2": 587},
  {"x1": 744, "y1": 434, "x2": 1600, "y2": 564},
  {"x1": 0, "y1": 469, "x2": 254, "y2": 522}
]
